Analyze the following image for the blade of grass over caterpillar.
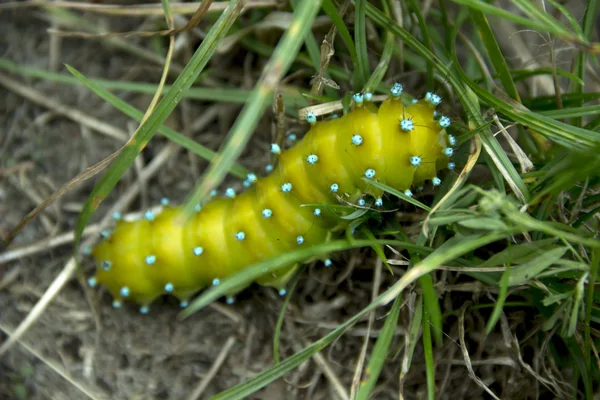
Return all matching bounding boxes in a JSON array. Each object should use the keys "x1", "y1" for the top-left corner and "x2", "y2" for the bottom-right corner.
[
  {"x1": 179, "y1": 239, "x2": 432, "y2": 319},
  {"x1": 65, "y1": 65, "x2": 250, "y2": 179},
  {"x1": 207, "y1": 232, "x2": 511, "y2": 400},
  {"x1": 73, "y1": 0, "x2": 246, "y2": 253},
  {"x1": 181, "y1": 0, "x2": 323, "y2": 219},
  {"x1": 364, "y1": 180, "x2": 431, "y2": 212}
]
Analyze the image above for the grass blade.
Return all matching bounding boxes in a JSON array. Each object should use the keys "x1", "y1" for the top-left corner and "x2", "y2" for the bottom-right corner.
[
  {"x1": 354, "y1": 294, "x2": 403, "y2": 400},
  {"x1": 181, "y1": 0, "x2": 323, "y2": 217}
]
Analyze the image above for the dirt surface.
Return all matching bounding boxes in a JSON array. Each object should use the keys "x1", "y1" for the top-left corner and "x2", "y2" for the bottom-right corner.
[{"x1": 0, "y1": 4, "x2": 566, "y2": 400}]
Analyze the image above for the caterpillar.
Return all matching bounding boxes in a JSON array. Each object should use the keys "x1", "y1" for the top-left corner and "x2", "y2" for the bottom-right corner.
[{"x1": 88, "y1": 85, "x2": 456, "y2": 313}]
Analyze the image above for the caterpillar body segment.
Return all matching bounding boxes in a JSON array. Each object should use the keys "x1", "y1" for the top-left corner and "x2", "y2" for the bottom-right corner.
[{"x1": 91, "y1": 90, "x2": 454, "y2": 310}]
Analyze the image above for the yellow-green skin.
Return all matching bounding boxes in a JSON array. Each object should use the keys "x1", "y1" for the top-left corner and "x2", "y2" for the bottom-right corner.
[{"x1": 91, "y1": 94, "x2": 451, "y2": 308}]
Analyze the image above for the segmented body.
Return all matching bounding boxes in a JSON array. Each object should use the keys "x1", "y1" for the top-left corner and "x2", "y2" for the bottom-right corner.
[{"x1": 90, "y1": 87, "x2": 454, "y2": 311}]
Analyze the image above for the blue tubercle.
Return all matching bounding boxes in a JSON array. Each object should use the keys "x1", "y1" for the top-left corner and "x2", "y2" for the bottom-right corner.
[
  {"x1": 100, "y1": 229, "x2": 112, "y2": 239},
  {"x1": 443, "y1": 147, "x2": 454, "y2": 157},
  {"x1": 425, "y1": 92, "x2": 442, "y2": 106},
  {"x1": 225, "y1": 188, "x2": 236, "y2": 198},
  {"x1": 87, "y1": 277, "x2": 97, "y2": 288},
  {"x1": 305, "y1": 112, "x2": 317, "y2": 125},
  {"x1": 324, "y1": 259, "x2": 332, "y2": 267},
  {"x1": 439, "y1": 116, "x2": 451, "y2": 128},
  {"x1": 145, "y1": 255, "x2": 156, "y2": 265},
  {"x1": 193, "y1": 246, "x2": 204, "y2": 256},
  {"x1": 180, "y1": 301, "x2": 189, "y2": 308},
  {"x1": 410, "y1": 156, "x2": 422, "y2": 167},
  {"x1": 358, "y1": 198, "x2": 366, "y2": 207},
  {"x1": 212, "y1": 278, "x2": 220, "y2": 286},
  {"x1": 112, "y1": 300, "x2": 121, "y2": 309},
  {"x1": 353, "y1": 93, "x2": 364, "y2": 105},
  {"x1": 247, "y1": 173, "x2": 257, "y2": 183},
  {"x1": 307, "y1": 154, "x2": 318, "y2": 164},
  {"x1": 164, "y1": 282, "x2": 174, "y2": 292},
  {"x1": 314, "y1": 208, "x2": 321, "y2": 216},
  {"x1": 365, "y1": 169, "x2": 376, "y2": 179},
  {"x1": 139, "y1": 306, "x2": 149, "y2": 314},
  {"x1": 351, "y1": 134, "x2": 363, "y2": 146},
  {"x1": 432, "y1": 177, "x2": 441, "y2": 186},
  {"x1": 120, "y1": 286, "x2": 130, "y2": 297},
  {"x1": 194, "y1": 203, "x2": 202, "y2": 212},
  {"x1": 265, "y1": 164, "x2": 273, "y2": 173},
  {"x1": 262, "y1": 208, "x2": 272, "y2": 218},
  {"x1": 226, "y1": 296, "x2": 235, "y2": 305},
  {"x1": 330, "y1": 183, "x2": 339, "y2": 193},
  {"x1": 281, "y1": 182, "x2": 292, "y2": 193},
  {"x1": 210, "y1": 189, "x2": 217, "y2": 197},
  {"x1": 101, "y1": 260, "x2": 112, "y2": 271},
  {"x1": 364, "y1": 92, "x2": 373, "y2": 101},
  {"x1": 271, "y1": 143, "x2": 281, "y2": 154},
  {"x1": 279, "y1": 288, "x2": 287, "y2": 296},
  {"x1": 112, "y1": 212, "x2": 121, "y2": 220},
  {"x1": 83, "y1": 246, "x2": 91, "y2": 256},
  {"x1": 390, "y1": 82, "x2": 403, "y2": 97},
  {"x1": 404, "y1": 189, "x2": 413, "y2": 198},
  {"x1": 235, "y1": 231, "x2": 246, "y2": 241},
  {"x1": 144, "y1": 210, "x2": 155, "y2": 222},
  {"x1": 288, "y1": 134, "x2": 297, "y2": 141},
  {"x1": 160, "y1": 197, "x2": 169, "y2": 206},
  {"x1": 375, "y1": 197, "x2": 383, "y2": 207},
  {"x1": 296, "y1": 236, "x2": 304, "y2": 245},
  {"x1": 448, "y1": 135, "x2": 456, "y2": 146},
  {"x1": 400, "y1": 119, "x2": 414, "y2": 132},
  {"x1": 448, "y1": 162, "x2": 456, "y2": 170}
]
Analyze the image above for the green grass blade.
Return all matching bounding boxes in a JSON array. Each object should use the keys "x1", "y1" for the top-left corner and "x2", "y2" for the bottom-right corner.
[
  {"x1": 73, "y1": 0, "x2": 246, "y2": 252},
  {"x1": 0, "y1": 58, "x2": 308, "y2": 113},
  {"x1": 422, "y1": 303, "x2": 435, "y2": 400},
  {"x1": 539, "y1": 104, "x2": 600, "y2": 119},
  {"x1": 180, "y1": 239, "x2": 430, "y2": 318},
  {"x1": 290, "y1": 0, "x2": 321, "y2": 72},
  {"x1": 584, "y1": 250, "x2": 599, "y2": 392},
  {"x1": 354, "y1": 294, "x2": 403, "y2": 400},
  {"x1": 485, "y1": 265, "x2": 510, "y2": 334},
  {"x1": 468, "y1": 8, "x2": 520, "y2": 101},
  {"x1": 570, "y1": 0, "x2": 598, "y2": 126},
  {"x1": 365, "y1": 179, "x2": 432, "y2": 211},
  {"x1": 321, "y1": 0, "x2": 359, "y2": 70},
  {"x1": 354, "y1": 0, "x2": 370, "y2": 88},
  {"x1": 181, "y1": 0, "x2": 323, "y2": 218},
  {"x1": 65, "y1": 65, "x2": 249, "y2": 179},
  {"x1": 406, "y1": 0, "x2": 434, "y2": 89},
  {"x1": 273, "y1": 267, "x2": 303, "y2": 363}
]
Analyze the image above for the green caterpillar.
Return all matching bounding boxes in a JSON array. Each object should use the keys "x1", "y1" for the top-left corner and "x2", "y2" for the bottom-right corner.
[{"x1": 88, "y1": 85, "x2": 456, "y2": 313}]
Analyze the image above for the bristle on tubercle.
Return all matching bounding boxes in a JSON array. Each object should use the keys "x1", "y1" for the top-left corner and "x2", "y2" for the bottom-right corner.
[{"x1": 88, "y1": 87, "x2": 455, "y2": 311}]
